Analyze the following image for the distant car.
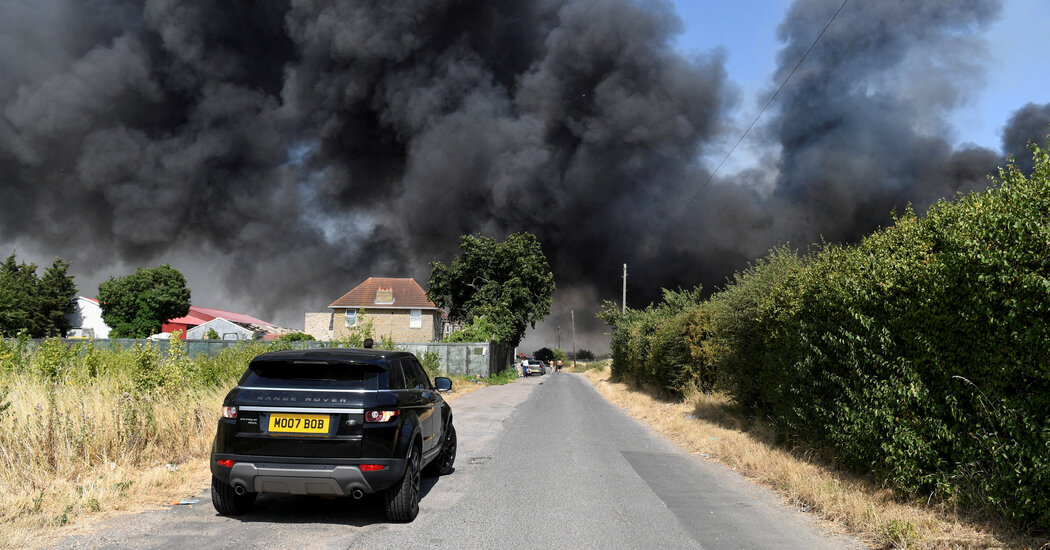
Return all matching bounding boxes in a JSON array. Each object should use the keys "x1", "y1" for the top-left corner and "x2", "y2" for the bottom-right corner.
[{"x1": 523, "y1": 358, "x2": 545, "y2": 376}]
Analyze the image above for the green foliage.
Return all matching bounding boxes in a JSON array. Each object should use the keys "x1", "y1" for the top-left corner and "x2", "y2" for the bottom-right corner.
[
  {"x1": 377, "y1": 335, "x2": 398, "y2": 350},
  {"x1": 277, "y1": 332, "x2": 315, "y2": 342},
  {"x1": 98, "y1": 264, "x2": 191, "y2": 338},
  {"x1": 574, "y1": 349, "x2": 596, "y2": 361},
  {"x1": 427, "y1": 232, "x2": 555, "y2": 346},
  {"x1": 336, "y1": 319, "x2": 374, "y2": 347},
  {"x1": 419, "y1": 350, "x2": 442, "y2": 379},
  {"x1": 38, "y1": 259, "x2": 77, "y2": 337},
  {"x1": 0, "y1": 255, "x2": 77, "y2": 337},
  {"x1": 443, "y1": 316, "x2": 494, "y2": 342},
  {"x1": 485, "y1": 367, "x2": 519, "y2": 385},
  {"x1": 598, "y1": 286, "x2": 715, "y2": 397},
  {"x1": 0, "y1": 385, "x2": 10, "y2": 421},
  {"x1": 703, "y1": 143, "x2": 1050, "y2": 530},
  {"x1": 552, "y1": 348, "x2": 567, "y2": 363},
  {"x1": 534, "y1": 347, "x2": 554, "y2": 363},
  {"x1": 204, "y1": 328, "x2": 220, "y2": 340}
]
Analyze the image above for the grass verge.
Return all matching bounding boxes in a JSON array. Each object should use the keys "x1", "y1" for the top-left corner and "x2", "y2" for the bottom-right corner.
[{"x1": 573, "y1": 361, "x2": 1046, "y2": 550}]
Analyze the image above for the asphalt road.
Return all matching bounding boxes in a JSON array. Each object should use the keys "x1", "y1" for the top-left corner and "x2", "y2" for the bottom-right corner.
[{"x1": 53, "y1": 373, "x2": 864, "y2": 550}]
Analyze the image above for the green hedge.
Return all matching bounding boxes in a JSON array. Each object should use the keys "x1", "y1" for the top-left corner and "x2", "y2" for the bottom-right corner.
[
  {"x1": 603, "y1": 144, "x2": 1050, "y2": 530},
  {"x1": 601, "y1": 287, "x2": 715, "y2": 397}
]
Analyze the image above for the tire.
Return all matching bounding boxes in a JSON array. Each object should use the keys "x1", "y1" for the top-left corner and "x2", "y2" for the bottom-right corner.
[
  {"x1": 423, "y1": 423, "x2": 457, "y2": 477},
  {"x1": 384, "y1": 444, "x2": 421, "y2": 522},
  {"x1": 211, "y1": 476, "x2": 256, "y2": 516}
]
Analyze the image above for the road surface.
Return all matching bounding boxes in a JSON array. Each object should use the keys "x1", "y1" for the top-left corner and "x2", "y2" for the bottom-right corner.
[{"x1": 53, "y1": 373, "x2": 864, "y2": 549}]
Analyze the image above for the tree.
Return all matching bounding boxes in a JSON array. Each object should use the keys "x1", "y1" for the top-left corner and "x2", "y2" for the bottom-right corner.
[
  {"x1": 442, "y1": 316, "x2": 494, "y2": 343},
  {"x1": 0, "y1": 254, "x2": 77, "y2": 337},
  {"x1": 0, "y1": 254, "x2": 38, "y2": 336},
  {"x1": 98, "y1": 264, "x2": 191, "y2": 338},
  {"x1": 574, "y1": 349, "x2": 596, "y2": 361},
  {"x1": 534, "y1": 347, "x2": 554, "y2": 363},
  {"x1": 38, "y1": 259, "x2": 78, "y2": 337},
  {"x1": 427, "y1": 232, "x2": 555, "y2": 346}
]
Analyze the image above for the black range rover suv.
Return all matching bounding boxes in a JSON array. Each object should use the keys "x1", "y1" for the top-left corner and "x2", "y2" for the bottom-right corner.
[{"x1": 210, "y1": 348, "x2": 457, "y2": 522}]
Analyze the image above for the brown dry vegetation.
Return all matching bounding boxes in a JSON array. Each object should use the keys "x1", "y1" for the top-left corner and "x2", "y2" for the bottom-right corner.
[
  {"x1": 574, "y1": 361, "x2": 1047, "y2": 550},
  {"x1": 0, "y1": 367, "x2": 491, "y2": 550}
]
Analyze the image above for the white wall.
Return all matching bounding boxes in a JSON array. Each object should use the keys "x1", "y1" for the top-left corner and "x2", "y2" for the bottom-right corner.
[{"x1": 66, "y1": 297, "x2": 111, "y2": 338}]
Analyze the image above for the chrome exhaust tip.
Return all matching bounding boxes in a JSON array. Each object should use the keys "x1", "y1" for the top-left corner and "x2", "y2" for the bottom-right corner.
[
  {"x1": 234, "y1": 484, "x2": 247, "y2": 496},
  {"x1": 351, "y1": 489, "x2": 364, "y2": 500}
]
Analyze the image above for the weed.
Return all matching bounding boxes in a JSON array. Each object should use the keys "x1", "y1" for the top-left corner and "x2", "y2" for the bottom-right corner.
[
  {"x1": 879, "y1": 519, "x2": 918, "y2": 549},
  {"x1": 485, "y1": 368, "x2": 519, "y2": 385},
  {"x1": 112, "y1": 480, "x2": 134, "y2": 498}
]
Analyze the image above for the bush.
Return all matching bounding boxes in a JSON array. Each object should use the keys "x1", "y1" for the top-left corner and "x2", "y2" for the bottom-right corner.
[
  {"x1": 706, "y1": 144, "x2": 1050, "y2": 529},
  {"x1": 277, "y1": 332, "x2": 315, "y2": 342},
  {"x1": 599, "y1": 287, "x2": 715, "y2": 397},
  {"x1": 574, "y1": 349, "x2": 595, "y2": 361}
]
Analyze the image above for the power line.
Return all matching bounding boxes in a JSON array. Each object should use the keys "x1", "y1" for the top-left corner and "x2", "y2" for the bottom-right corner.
[{"x1": 675, "y1": 0, "x2": 850, "y2": 221}]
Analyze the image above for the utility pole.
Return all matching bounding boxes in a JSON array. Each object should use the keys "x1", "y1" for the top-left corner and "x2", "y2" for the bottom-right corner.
[
  {"x1": 557, "y1": 326, "x2": 561, "y2": 350},
  {"x1": 571, "y1": 310, "x2": 577, "y2": 369},
  {"x1": 622, "y1": 263, "x2": 627, "y2": 314}
]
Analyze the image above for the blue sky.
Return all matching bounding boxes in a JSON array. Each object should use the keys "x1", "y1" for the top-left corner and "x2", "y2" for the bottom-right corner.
[{"x1": 669, "y1": 0, "x2": 1049, "y2": 163}]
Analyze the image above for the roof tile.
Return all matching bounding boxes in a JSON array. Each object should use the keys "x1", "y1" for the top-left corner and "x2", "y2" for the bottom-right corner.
[{"x1": 329, "y1": 277, "x2": 438, "y2": 309}]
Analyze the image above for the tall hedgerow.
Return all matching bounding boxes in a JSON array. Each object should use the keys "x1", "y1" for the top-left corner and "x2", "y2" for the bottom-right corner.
[
  {"x1": 708, "y1": 143, "x2": 1050, "y2": 529},
  {"x1": 599, "y1": 287, "x2": 715, "y2": 397}
]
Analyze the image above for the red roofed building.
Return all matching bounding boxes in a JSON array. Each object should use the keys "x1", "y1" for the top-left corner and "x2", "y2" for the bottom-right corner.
[
  {"x1": 306, "y1": 277, "x2": 442, "y2": 342},
  {"x1": 163, "y1": 306, "x2": 276, "y2": 340}
]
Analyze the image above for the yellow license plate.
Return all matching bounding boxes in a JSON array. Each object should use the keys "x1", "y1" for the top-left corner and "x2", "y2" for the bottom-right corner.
[{"x1": 268, "y1": 414, "x2": 329, "y2": 434}]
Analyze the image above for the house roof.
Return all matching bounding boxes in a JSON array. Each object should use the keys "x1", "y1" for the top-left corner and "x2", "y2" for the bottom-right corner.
[
  {"x1": 166, "y1": 306, "x2": 274, "y2": 327},
  {"x1": 329, "y1": 277, "x2": 439, "y2": 310},
  {"x1": 191, "y1": 306, "x2": 274, "y2": 327}
]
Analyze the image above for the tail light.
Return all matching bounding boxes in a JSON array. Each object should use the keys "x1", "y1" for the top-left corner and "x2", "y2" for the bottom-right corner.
[
  {"x1": 365, "y1": 410, "x2": 398, "y2": 423},
  {"x1": 359, "y1": 464, "x2": 387, "y2": 472},
  {"x1": 222, "y1": 406, "x2": 238, "y2": 419},
  {"x1": 216, "y1": 459, "x2": 235, "y2": 467}
]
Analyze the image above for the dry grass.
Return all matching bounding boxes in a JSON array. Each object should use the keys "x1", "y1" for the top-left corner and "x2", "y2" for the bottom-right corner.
[
  {"x1": 0, "y1": 368, "x2": 496, "y2": 549},
  {"x1": 0, "y1": 376, "x2": 225, "y2": 549},
  {"x1": 576, "y1": 363, "x2": 1046, "y2": 550}
]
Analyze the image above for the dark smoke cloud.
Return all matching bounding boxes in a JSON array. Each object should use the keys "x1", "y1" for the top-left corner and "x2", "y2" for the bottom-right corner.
[
  {"x1": 0, "y1": 0, "x2": 1044, "y2": 352},
  {"x1": 1002, "y1": 102, "x2": 1050, "y2": 174}
]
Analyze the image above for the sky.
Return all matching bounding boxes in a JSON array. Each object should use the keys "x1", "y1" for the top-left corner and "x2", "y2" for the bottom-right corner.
[{"x1": 669, "y1": 0, "x2": 1048, "y2": 168}]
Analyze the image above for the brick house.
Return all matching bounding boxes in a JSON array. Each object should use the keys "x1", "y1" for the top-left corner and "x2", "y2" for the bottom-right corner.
[{"x1": 305, "y1": 277, "x2": 443, "y2": 342}]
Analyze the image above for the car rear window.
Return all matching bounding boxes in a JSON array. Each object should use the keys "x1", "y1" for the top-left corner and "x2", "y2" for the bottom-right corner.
[{"x1": 239, "y1": 360, "x2": 382, "y2": 390}]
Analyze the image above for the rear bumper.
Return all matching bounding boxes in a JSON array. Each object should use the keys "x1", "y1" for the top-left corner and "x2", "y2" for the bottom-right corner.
[{"x1": 210, "y1": 454, "x2": 406, "y2": 496}]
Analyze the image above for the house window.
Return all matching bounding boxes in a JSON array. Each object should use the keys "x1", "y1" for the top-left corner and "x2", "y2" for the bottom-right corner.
[
  {"x1": 410, "y1": 309, "x2": 422, "y2": 328},
  {"x1": 345, "y1": 309, "x2": 357, "y2": 327}
]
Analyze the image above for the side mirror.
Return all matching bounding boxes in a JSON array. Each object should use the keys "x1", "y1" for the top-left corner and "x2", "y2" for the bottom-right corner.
[{"x1": 434, "y1": 377, "x2": 453, "y2": 392}]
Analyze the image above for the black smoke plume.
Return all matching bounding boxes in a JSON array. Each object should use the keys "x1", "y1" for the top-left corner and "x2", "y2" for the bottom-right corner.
[{"x1": 0, "y1": 0, "x2": 1045, "y2": 351}]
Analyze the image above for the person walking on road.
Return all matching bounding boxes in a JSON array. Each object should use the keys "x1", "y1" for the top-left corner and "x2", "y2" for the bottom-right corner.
[{"x1": 556, "y1": 359, "x2": 562, "y2": 373}]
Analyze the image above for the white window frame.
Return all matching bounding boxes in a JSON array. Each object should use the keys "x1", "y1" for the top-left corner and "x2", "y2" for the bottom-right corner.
[
  {"x1": 409, "y1": 309, "x2": 422, "y2": 328},
  {"x1": 344, "y1": 308, "x2": 357, "y2": 327}
]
